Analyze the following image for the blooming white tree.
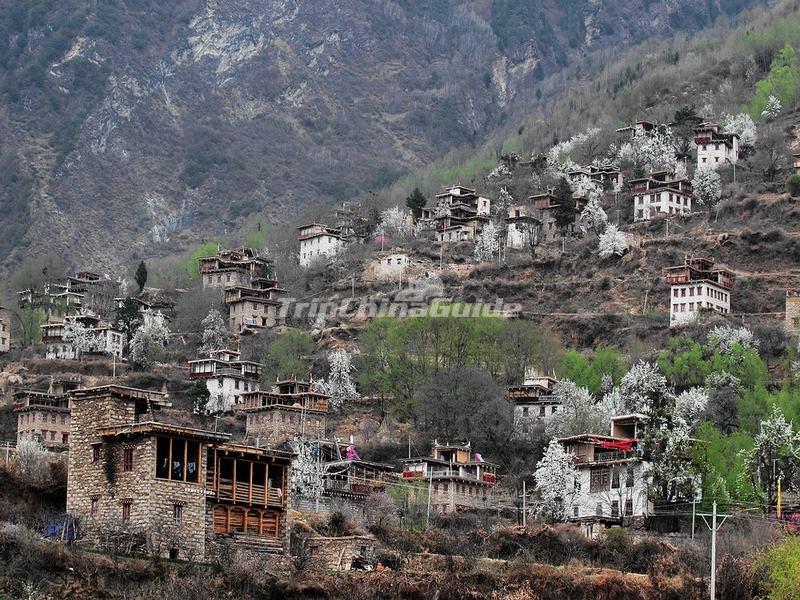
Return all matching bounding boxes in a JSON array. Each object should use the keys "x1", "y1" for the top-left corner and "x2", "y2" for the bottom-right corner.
[
  {"x1": 580, "y1": 189, "x2": 608, "y2": 234},
  {"x1": 378, "y1": 206, "x2": 410, "y2": 238},
  {"x1": 320, "y1": 349, "x2": 360, "y2": 411},
  {"x1": 290, "y1": 439, "x2": 326, "y2": 498},
  {"x1": 201, "y1": 309, "x2": 228, "y2": 355},
  {"x1": 488, "y1": 163, "x2": 512, "y2": 180},
  {"x1": 741, "y1": 406, "x2": 800, "y2": 506},
  {"x1": 619, "y1": 361, "x2": 670, "y2": 415},
  {"x1": 647, "y1": 420, "x2": 702, "y2": 503},
  {"x1": 546, "y1": 128, "x2": 600, "y2": 179},
  {"x1": 534, "y1": 439, "x2": 578, "y2": 521},
  {"x1": 692, "y1": 165, "x2": 722, "y2": 208},
  {"x1": 707, "y1": 325, "x2": 759, "y2": 354},
  {"x1": 63, "y1": 320, "x2": 103, "y2": 357},
  {"x1": 13, "y1": 438, "x2": 53, "y2": 486},
  {"x1": 674, "y1": 387, "x2": 709, "y2": 429},
  {"x1": 598, "y1": 224, "x2": 628, "y2": 259},
  {"x1": 722, "y1": 113, "x2": 757, "y2": 147},
  {"x1": 761, "y1": 95, "x2": 782, "y2": 121},
  {"x1": 473, "y1": 221, "x2": 500, "y2": 262},
  {"x1": 129, "y1": 309, "x2": 170, "y2": 368},
  {"x1": 544, "y1": 380, "x2": 611, "y2": 438},
  {"x1": 618, "y1": 127, "x2": 677, "y2": 174}
]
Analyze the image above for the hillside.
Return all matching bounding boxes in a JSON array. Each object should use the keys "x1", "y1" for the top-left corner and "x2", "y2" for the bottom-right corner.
[{"x1": 0, "y1": 0, "x2": 765, "y2": 273}]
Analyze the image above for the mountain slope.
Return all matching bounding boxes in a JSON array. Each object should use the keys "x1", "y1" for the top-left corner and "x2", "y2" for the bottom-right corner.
[{"x1": 0, "y1": 0, "x2": 765, "y2": 271}]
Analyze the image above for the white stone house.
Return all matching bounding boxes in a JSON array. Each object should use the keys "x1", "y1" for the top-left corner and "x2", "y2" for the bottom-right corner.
[
  {"x1": 559, "y1": 415, "x2": 651, "y2": 530},
  {"x1": 664, "y1": 257, "x2": 734, "y2": 327},
  {"x1": 41, "y1": 314, "x2": 124, "y2": 360},
  {"x1": 630, "y1": 171, "x2": 693, "y2": 221},
  {"x1": 694, "y1": 122, "x2": 739, "y2": 170},
  {"x1": 188, "y1": 349, "x2": 263, "y2": 413},
  {"x1": 298, "y1": 224, "x2": 345, "y2": 267},
  {"x1": 420, "y1": 185, "x2": 492, "y2": 243},
  {"x1": 505, "y1": 205, "x2": 543, "y2": 250},
  {"x1": 372, "y1": 253, "x2": 410, "y2": 279},
  {"x1": 508, "y1": 372, "x2": 558, "y2": 438}
]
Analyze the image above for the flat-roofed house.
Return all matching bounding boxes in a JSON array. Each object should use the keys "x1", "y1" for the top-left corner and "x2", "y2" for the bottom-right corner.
[
  {"x1": 188, "y1": 349, "x2": 263, "y2": 413},
  {"x1": 664, "y1": 257, "x2": 734, "y2": 327}
]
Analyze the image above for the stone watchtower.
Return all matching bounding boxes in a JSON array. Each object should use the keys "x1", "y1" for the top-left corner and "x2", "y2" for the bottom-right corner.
[{"x1": 786, "y1": 290, "x2": 800, "y2": 335}]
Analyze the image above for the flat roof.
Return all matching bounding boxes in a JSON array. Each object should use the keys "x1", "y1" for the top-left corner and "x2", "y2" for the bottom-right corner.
[{"x1": 97, "y1": 421, "x2": 231, "y2": 443}]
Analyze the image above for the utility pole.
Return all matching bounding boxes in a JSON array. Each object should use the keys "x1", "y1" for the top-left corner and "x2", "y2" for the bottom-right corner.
[
  {"x1": 407, "y1": 434, "x2": 411, "y2": 459},
  {"x1": 425, "y1": 471, "x2": 433, "y2": 529},
  {"x1": 699, "y1": 501, "x2": 731, "y2": 600},
  {"x1": 691, "y1": 499, "x2": 696, "y2": 541},
  {"x1": 351, "y1": 273, "x2": 355, "y2": 298},
  {"x1": 522, "y1": 481, "x2": 527, "y2": 528}
]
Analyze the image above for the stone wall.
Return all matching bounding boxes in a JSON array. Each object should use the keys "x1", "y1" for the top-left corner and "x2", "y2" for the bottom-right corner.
[
  {"x1": 17, "y1": 408, "x2": 71, "y2": 447},
  {"x1": 293, "y1": 533, "x2": 376, "y2": 571},
  {"x1": 245, "y1": 406, "x2": 326, "y2": 445}
]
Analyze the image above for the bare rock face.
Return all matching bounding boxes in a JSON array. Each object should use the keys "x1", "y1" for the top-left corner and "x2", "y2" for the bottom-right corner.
[{"x1": 0, "y1": 0, "x2": 762, "y2": 271}]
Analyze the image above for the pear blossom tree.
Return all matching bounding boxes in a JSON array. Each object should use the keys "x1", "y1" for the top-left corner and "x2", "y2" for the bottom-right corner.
[
  {"x1": 722, "y1": 113, "x2": 757, "y2": 148},
  {"x1": 546, "y1": 128, "x2": 600, "y2": 179},
  {"x1": 201, "y1": 309, "x2": 228, "y2": 355},
  {"x1": 598, "y1": 224, "x2": 628, "y2": 259},
  {"x1": 692, "y1": 165, "x2": 722, "y2": 210},
  {"x1": 320, "y1": 349, "x2": 360, "y2": 411},
  {"x1": 473, "y1": 221, "x2": 500, "y2": 263},
  {"x1": 378, "y1": 206, "x2": 410, "y2": 239},
  {"x1": 761, "y1": 95, "x2": 782, "y2": 121},
  {"x1": 290, "y1": 439, "x2": 326, "y2": 498},
  {"x1": 580, "y1": 189, "x2": 608, "y2": 234},
  {"x1": 618, "y1": 361, "x2": 671, "y2": 416},
  {"x1": 673, "y1": 387, "x2": 709, "y2": 429},
  {"x1": 534, "y1": 439, "x2": 578, "y2": 521},
  {"x1": 544, "y1": 380, "x2": 612, "y2": 438},
  {"x1": 741, "y1": 406, "x2": 800, "y2": 507},
  {"x1": 63, "y1": 320, "x2": 103, "y2": 358},
  {"x1": 618, "y1": 127, "x2": 677, "y2": 175},
  {"x1": 707, "y1": 325, "x2": 759, "y2": 353},
  {"x1": 129, "y1": 309, "x2": 170, "y2": 368}
]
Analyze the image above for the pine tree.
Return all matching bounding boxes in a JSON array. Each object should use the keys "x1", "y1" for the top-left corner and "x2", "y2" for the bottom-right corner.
[
  {"x1": 135, "y1": 261, "x2": 148, "y2": 293},
  {"x1": 552, "y1": 176, "x2": 576, "y2": 241},
  {"x1": 405, "y1": 188, "x2": 427, "y2": 218}
]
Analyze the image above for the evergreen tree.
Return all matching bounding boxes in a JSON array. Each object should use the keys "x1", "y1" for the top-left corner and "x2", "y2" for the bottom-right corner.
[
  {"x1": 405, "y1": 187, "x2": 427, "y2": 218},
  {"x1": 135, "y1": 261, "x2": 148, "y2": 293},
  {"x1": 552, "y1": 177, "x2": 576, "y2": 239}
]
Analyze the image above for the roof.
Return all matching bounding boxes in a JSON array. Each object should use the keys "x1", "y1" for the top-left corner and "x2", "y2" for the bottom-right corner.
[
  {"x1": 217, "y1": 441, "x2": 295, "y2": 459},
  {"x1": 557, "y1": 433, "x2": 628, "y2": 444},
  {"x1": 97, "y1": 421, "x2": 231, "y2": 443},
  {"x1": 325, "y1": 459, "x2": 395, "y2": 471},
  {"x1": 71, "y1": 385, "x2": 168, "y2": 404},
  {"x1": 611, "y1": 413, "x2": 648, "y2": 422}
]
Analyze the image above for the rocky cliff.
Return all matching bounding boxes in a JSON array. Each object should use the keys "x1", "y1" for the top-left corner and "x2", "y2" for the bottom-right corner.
[{"x1": 0, "y1": 0, "x2": 763, "y2": 271}]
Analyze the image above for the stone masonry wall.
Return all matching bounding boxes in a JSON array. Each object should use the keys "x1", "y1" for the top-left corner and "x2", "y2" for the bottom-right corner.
[
  {"x1": 246, "y1": 407, "x2": 326, "y2": 445},
  {"x1": 786, "y1": 291, "x2": 800, "y2": 334}
]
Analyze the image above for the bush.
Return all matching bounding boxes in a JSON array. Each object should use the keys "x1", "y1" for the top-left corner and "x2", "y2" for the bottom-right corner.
[
  {"x1": 758, "y1": 536, "x2": 800, "y2": 600},
  {"x1": 787, "y1": 173, "x2": 800, "y2": 197}
]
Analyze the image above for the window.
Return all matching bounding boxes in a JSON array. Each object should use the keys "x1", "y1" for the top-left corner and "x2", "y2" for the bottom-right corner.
[
  {"x1": 539, "y1": 406, "x2": 546, "y2": 417},
  {"x1": 522, "y1": 407, "x2": 528, "y2": 417},
  {"x1": 590, "y1": 468, "x2": 610, "y2": 492},
  {"x1": 155, "y1": 437, "x2": 201, "y2": 482},
  {"x1": 626, "y1": 468, "x2": 634, "y2": 488},
  {"x1": 123, "y1": 448, "x2": 133, "y2": 472},
  {"x1": 611, "y1": 468, "x2": 620, "y2": 489},
  {"x1": 625, "y1": 499, "x2": 633, "y2": 516},
  {"x1": 122, "y1": 502, "x2": 131, "y2": 523},
  {"x1": 92, "y1": 444, "x2": 101, "y2": 463},
  {"x1": 91, "y1": 498, "x2": 98, "y2": 517},
  {"x1": 611, "y1": 501, "x2": 619, "y2": 518},
  {"x1": 596, "y1": 503, "x2": 603, "y2": 517},
  {"x1": 573, "y1": 505, "x2": 579, "y2": 517},
  {"x1": 173, "y1": 504, "x2": 183, "y2": 525}
]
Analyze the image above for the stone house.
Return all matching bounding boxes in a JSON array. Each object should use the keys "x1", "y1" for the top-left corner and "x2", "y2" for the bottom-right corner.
[
  {"x1": 13, "y1": 378, "x2": 81, "y2": 449},
  {"x1": 616, "y1": 119, "x2": 658, "y2": 139},
  {"x1": 401, "y1": 442, "x2": 497, "y2": 515},
  {"x1": 529, "y1": 190, "x2": 586, "y2": 242},
  {"x1": 419, "y1": 185, "x2": 492, "y2": 243},
  {"x1": 241, "y1": 378, "x2": 330, "y2": 445},
  {"x1": 224, "y1": 279, "x2": 283, "y2": 334},
  {"x1": 508, "y1": 373, "x2": 559, "y2": 439},
  {"x1": 18, "y1": 271, "x2": 120, "y2": 319},
  {"x1": 590, "y1": 163, "x2": 624, "y2": 190},
  {"x1": 664, "y1": 257, "x2": 734, "y2": 327},
  {"x1": 298, "y1": 224, "x2": 346, "y2": 268},
  {"x1": 199, "y1": 247, "x2": 275, "y2": 290},
  {"x1": 786, "y1": 290, "x2": 800, "y2": 334},
  {"x1": 630, "y1": 171, "x2": 693, "y2": 221},
  {"x1": 0, "y1": 305, "x2": 9, "y2": 353},
  {"x1": 694, "y1": 122, "x2": 739, "y2": 170},
  {"x1": 558, "y1": 414, "x2": 653, "y2": 535},
  {"x1": 41, "y1": 314, "x2": 124, "y2": 360},
  {"x1": 188, "y1": 349, "x2": 263, "y2": 413},
  {"x1": 370, "y1": 253, "x2": 411, "y2": 280},
  {"x1": 505, "y1": 204, "x2": 542, "y2": 250},
  {"x1": 66, "y1": 385, "x2": 293, "y2": 560}
]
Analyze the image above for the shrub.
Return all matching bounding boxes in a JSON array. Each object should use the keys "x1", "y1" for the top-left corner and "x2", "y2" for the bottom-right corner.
[
  {"x1": 787, "y1": 173, "x2": 800, "y2": 197},
  {"x1": 758, "y1": 536, "x2": 800, "y2": 600}
]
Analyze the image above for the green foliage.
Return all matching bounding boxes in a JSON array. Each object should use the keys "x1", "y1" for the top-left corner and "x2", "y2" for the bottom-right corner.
[
  {"x1": 552, "y1": 177, "x2": 576, "y2": 234},
  {"x1": 559, "y1": 347, "x2": 625, "y2": 395},
  {"x1": 261, "y1": 329, "x2": 315, "y2": 384},
  {"x1": 749, "y1": 44, "x2": 800, "y2": 119},
  {"x1": 695, "y1": 421, "x2": 754, "y2": 505},
  {"x1": 758, "y1": 536, "x2": 800, "y2": 600},
  {"x1": 11, "y1": 254, "x2": 66, "y2": 293},
  {"x1": 405, "y1": 187, "x2": 426, "y2": 217},
  {"x1": 185, "y1": 242, "x2": 219, "y2": 280},
  {"x1": 359, "y1": 313, "x2": 561, "y2": 418},
  {"x1": 16, "y1": 307, "x2": 44, "y2": 346},
  {"x1": 786, "y1": 173, "x2": 800, "y2": 196},
  {"x1": 244, "y1": 221, "x2": 269, "y2": 251},
  {"x1": 187, "y1": 379, "x2": 210, "y2": 413},
  {"x1": 657, "y1": 337, "x2": 709, "y2": 388}
]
